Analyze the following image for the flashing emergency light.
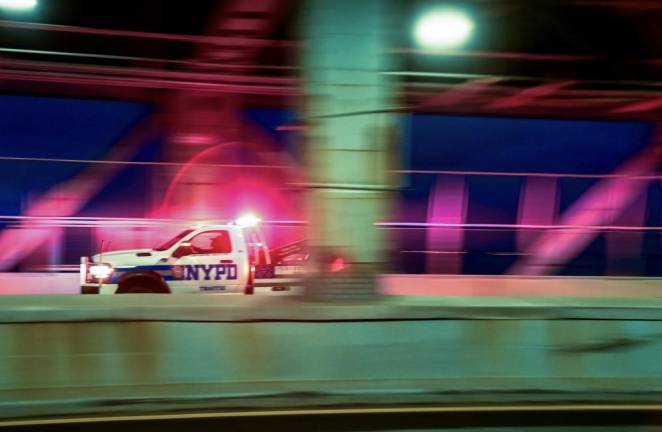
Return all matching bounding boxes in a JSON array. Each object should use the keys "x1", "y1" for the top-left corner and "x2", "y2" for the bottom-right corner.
[
  {"x1": 236, "y1": 213, "x2": 261, "y2": 227},
  {"x1": 414, "y1": 9, "x2": 473, "y2": 49},
  {"x1": 330, "y1": 256, "x2": 346, "y2": 273},
  {"x1": 0, "y1": 0, "x2": 37, "y2": 10}
]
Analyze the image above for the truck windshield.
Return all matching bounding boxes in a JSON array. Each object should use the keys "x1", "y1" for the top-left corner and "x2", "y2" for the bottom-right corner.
[{"x1": 153, "y1": 229, "x2": 194, "y2": 251}]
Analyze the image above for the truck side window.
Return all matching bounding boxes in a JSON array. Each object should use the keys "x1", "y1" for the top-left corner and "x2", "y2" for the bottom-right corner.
[{"x1": 189, "y1": 230, "x2": 232, "y2": 254}]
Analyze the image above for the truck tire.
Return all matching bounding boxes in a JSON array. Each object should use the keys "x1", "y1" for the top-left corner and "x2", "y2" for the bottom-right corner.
[{"x1": 117, "y1": 275, "x2": 169, "y2": 294}]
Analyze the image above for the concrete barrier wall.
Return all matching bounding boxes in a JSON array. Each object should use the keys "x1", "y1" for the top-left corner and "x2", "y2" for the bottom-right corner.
[
  {"x1": 0, "y1": 273, "x2": 78, "y2": 294},
  {"x1": 379, "y1": 274, "x2": 662, "y2": 297},
  {"x1": 2, "y1": 296, "x2": 662, "y2": 419}
]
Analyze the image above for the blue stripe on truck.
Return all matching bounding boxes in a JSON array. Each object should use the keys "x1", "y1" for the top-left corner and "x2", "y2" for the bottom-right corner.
[{"x1": 110, "y1": 265, "x2": 175, "y2": 283}]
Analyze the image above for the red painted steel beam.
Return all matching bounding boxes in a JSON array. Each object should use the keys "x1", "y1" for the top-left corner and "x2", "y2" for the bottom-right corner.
[
  {"x1": 419, "y1": 78, "x2": 501, "y2": 108},
  {"x1": 0, "y1": 19, "x2": 294, "y2": 48},
  {"x1": 0, "y1": 58, "x2": 296, "y2": 86},
  {"x1": 195, "y1": 0, "x2": 293, "y2": 65},
  {"x1": 390, "y1": 48, "x2": 600, "y2": 62},
  {"x1": 0, "y1": 68, "x2": 297, "y2": 95},
  {"x1": 487, "y1": 81, "x2": 577, "y2": 109},
  {"x1": 613, "y1": 97, "x2": 662, "y2": 113}
]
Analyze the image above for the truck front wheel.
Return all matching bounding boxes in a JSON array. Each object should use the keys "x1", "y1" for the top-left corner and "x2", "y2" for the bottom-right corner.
[{"x1": 117, "y1": 276, "x2": 168, "y2": 294}]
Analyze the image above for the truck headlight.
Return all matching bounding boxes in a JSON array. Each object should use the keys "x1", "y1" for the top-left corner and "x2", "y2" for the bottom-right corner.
[{"x1": 89, "y1": 263, "x2": 114, "y2": 280}]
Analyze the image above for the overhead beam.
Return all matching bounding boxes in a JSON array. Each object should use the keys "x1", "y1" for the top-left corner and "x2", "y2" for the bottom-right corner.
[
  {"x1": 0, "y1": 68, "x2": 295, "y2": 95},
  {"x1": 0, "y1": 58, "x2": 295, "y2": 86},
  {"x1": 390, "y1": 48, "x2": 599, "y2": 62},
  {"x1": 613, "y1": 97, "x2": 662, "y2": 113},
  {"x1": 0, "y1": 19, "x2": 290, "y2": 47},
  {"x1": 487, "y1": 81, "x2": 576, "y2": 109},
  {"x1": 194, "y1": 0, "x2": 293, "y2": 67},
  {"x1": 420, "y1": 78, "x2": 500, "y2": 108}
]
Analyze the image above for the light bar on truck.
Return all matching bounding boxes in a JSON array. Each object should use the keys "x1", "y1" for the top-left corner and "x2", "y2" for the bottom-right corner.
[{"x1": 235, "y1": 213, "x2": 261, "y2": 227}]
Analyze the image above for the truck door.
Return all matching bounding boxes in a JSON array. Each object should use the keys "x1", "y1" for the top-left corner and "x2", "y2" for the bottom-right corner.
[{"x1": 169, "y1": 229, "x2": 245, "y2": 294}]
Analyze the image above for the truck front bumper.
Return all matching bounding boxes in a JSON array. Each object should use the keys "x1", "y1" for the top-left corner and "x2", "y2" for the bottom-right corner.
[
  {"x1": 81, "y1": 283, "x2": 119, "y2": 294},
  {"x1": 81, "y1": 284, "x2": 100, "y2": 294}
]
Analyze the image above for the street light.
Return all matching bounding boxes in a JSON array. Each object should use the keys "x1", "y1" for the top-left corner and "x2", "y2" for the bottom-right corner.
[
  {"x1": 414, "y1": 9, "x2": 474, "y2": 50},
  {"x1": 0, "y1": 0, "x2": 36, "y2": 10}
]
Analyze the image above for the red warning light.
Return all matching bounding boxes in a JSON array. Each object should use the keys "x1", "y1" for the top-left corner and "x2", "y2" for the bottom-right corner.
[{"x1": 330, "y1": 257, "x2": 345, "y2": 273}]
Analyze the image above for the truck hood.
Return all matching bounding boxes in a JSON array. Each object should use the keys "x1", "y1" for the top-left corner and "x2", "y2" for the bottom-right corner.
[{"x1": 91, "y1": 249, "x2": 170, "y2": 267}]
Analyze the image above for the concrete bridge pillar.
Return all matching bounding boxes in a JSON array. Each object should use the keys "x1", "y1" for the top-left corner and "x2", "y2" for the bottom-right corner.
[{"x1": 300, "y1": 0, "x2": 399, "y2": 298}]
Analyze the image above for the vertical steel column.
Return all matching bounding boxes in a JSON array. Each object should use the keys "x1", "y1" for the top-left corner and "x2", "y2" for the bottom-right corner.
[
  {"x1": 426, "y1": 176, "x2": 467, "y2": 274},
  {"x1": 606, "y1": 193, "x2": 647, "y2": 275},
  {"x1": 301, "y1": 0, "x2": 399, "y2": 298},
  {"x1": 517, "y1": 177, "x2": 558, "y2": 252}
]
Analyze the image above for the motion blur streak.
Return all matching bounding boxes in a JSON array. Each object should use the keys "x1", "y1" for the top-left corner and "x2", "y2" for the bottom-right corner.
[
  {"x1": 0, "y1": 116, "x2": 158, "y2": 270},
  {"x1": 509, "y1": 128, "x2": 662, "y2": 275}
]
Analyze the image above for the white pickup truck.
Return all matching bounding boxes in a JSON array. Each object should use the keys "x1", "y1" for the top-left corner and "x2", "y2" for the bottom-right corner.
[{"x1": 80, "y1": 217, "x2": 307, "y2": 294}]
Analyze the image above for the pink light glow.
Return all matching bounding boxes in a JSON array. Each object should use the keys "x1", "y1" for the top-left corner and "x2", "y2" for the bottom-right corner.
[
  {"x1": 330, "y1": 256, "x2": 346, "y2": 273},
  {"x1": 425, "y1": 176, "x2": 467, "y2": 274},
  {"x1": 146, "y1": 139, "x2": 305, "y2": 250},
  {"x1": 157, "y1": 141, "x2": 239, "y2": 215}
]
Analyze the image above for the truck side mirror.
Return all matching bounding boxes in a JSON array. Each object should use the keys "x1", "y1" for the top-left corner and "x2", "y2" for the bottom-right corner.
[{"x1": 172, "y1": 242, "x2": 193, "y2": 258}]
